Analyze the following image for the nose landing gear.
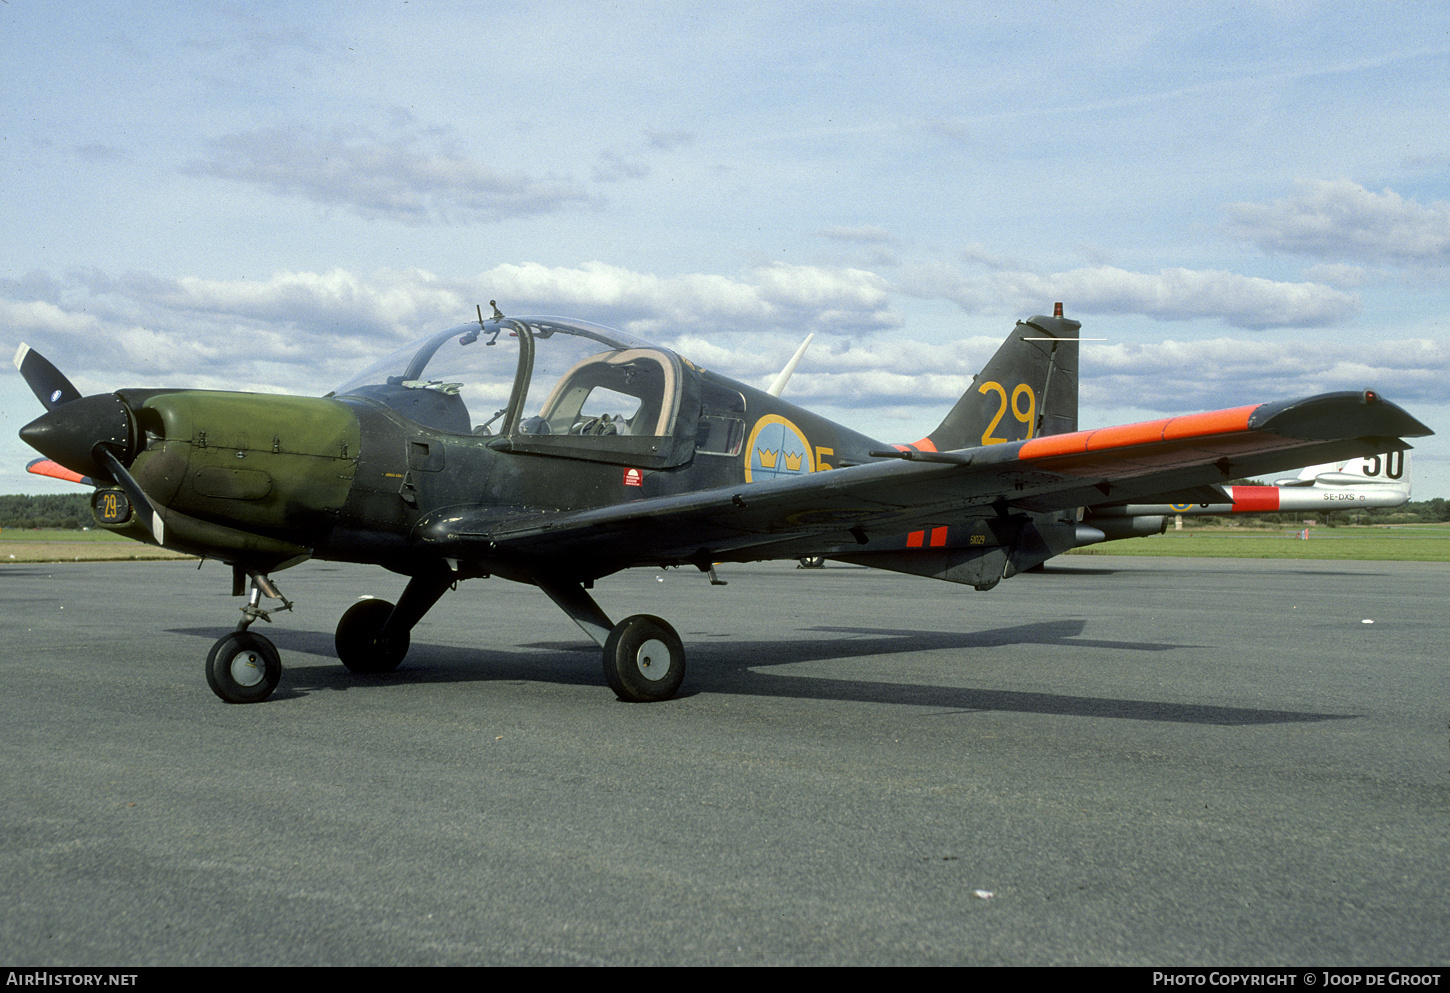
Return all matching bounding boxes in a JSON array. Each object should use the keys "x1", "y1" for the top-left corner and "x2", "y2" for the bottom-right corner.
[
  {"x1": 205, "y1": 631, "x2": 281, "y2": 704},
  {"x1": 205, "y1": 571, "x2": 291, "y2": 704}
]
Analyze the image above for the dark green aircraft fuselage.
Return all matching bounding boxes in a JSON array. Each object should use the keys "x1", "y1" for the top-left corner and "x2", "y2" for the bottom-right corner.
[
  {"x1": 100, "y1": 365, "x2": 886, "y2": 583},
  {"x1": 51, "y1": 313, "x2": 1087, "y2": 596}
]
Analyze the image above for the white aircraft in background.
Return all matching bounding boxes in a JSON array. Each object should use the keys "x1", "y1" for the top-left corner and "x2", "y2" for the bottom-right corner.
[{"x1": 1077, "y1": 452, "x2": 1412, "y2": 546}]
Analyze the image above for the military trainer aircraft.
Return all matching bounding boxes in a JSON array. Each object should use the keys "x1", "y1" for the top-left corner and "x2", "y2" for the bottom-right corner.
[{"x1": 14, "y1": 304, "x2": 1433, "y2": 704}]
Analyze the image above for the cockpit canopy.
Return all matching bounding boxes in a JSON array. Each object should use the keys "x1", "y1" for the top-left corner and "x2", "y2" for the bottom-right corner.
[{"x1": 334, "y1": 316, "x2": 703, "y2": 468}]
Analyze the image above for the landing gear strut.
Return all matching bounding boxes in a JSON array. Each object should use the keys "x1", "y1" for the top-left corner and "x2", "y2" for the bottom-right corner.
[
  {"x1": 334, "y1": 568, "x2": 453, "y2": 675},
  {"x1": 540, "y1": 578, "x2": 686, "y2": 702},
  {"x1": 204, "y1": 566, "x2": 685, "y2": 704}
]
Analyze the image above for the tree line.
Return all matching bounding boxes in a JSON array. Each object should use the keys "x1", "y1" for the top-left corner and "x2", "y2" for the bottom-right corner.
[{"x1": 0, "y1": 493, "x2": 95, "y2": 529}]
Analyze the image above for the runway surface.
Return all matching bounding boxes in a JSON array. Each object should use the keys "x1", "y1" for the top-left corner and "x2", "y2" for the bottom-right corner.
[{"x1": 2, "y1": 555, "x2": 1446, "y2": 966}]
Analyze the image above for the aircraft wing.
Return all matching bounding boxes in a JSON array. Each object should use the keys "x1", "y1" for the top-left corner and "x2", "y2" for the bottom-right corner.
[{"x1": 416, "y1": 390, "x2": 1431, "y2": 575}]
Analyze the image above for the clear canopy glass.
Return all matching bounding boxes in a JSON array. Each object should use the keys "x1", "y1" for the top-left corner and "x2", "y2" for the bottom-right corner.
[{"x1": 333, "y1": 316, "x2": 685, "y2": 442}]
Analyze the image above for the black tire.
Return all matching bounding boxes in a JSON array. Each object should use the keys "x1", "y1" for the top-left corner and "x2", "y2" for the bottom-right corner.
[
  {"x1": 602, "y1": 614, "x2": 685, "y2": 702},
  {"x1": 335, "y1": 598, "x2": 409, "y2": 674},
  {"x1": 206, "y1": 631, "x2": 281, "y2": 704}
]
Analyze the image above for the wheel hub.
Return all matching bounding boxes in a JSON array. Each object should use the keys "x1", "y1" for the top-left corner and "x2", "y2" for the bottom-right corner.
[
  {"x1": 636, "y1": 639, "x2": 671, "y2": 681},
  {"x1": 229, "y1": 650, "x2": 266, "y2": 688}
]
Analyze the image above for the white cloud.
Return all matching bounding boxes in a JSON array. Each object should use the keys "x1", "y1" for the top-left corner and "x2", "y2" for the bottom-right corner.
[
  {"x1": 0, "y1": 298, "x2": 103, "y2": 337},
  {"x1": 903, "y1": 263, "x2": 1358, "y2": 330},
  {"x1": 6, "y1": 262, "x2": 1409, "y2": 410},
  {"x1": 476, "y1": 261, "x2": 899, "y2": 337},
  {"x1": 1224, "y1": 180, "x2": 1450, "y2": 264},
  {"x1": 818, "y1": 226, "x2": 898, "y2": 245},
  {"x1": 1084, "y1": 336, "x2": 1450, "y2": 410},
  {"x1": 1302, "y1": 263, "x2": 1373, "y2": 288},
  {"x1": 2, "y1": 262, "x2": 903, "y2": 395},
  {"x1": 185, "y1": 126, "x2": 601, "y2": 225}
]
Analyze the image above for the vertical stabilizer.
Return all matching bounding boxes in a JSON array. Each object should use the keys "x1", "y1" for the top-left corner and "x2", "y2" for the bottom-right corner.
[{"x1": 916, "y1": 314, "x2": 1080, "y2": 453}]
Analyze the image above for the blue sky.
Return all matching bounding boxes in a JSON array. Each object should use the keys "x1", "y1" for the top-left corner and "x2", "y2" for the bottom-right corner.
[{"x1": 4, "y1": 1, "x2": 1449, "y2": 496}]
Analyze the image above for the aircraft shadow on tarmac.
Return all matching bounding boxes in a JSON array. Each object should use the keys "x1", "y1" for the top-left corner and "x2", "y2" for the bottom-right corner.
[
  {"x1": 172, "y1": 618, "x2": 1352, "y2": 726},
  {"x1": 1021, "y1": 562, "x2": 1122, "y2": 576}
]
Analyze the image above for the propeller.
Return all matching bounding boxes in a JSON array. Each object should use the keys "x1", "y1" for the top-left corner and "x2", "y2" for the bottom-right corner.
[
  {"x1": 13, "y1": 342, "x2": 167, "y2": 546},
  {"x1": 13, "y1": 343, "x2": 83, "y2": 411},
  {"x1": 95, "y1": 447, "x2": 166, "y2": 545},
  {"x1": 17, "y1": 391, "x2": 133, "y2": 481}
]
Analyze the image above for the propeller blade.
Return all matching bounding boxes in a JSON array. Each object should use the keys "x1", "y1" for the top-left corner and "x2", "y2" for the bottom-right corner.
[
  {"x1": 13, "y1": 343, "x2": 83, "y2": 411},
  {"x1": 94, "y1": 447, "x2": 165, "y2": 546},
  {"x1": 25, "y1": 457, "x2": 95, "y2": 487}
]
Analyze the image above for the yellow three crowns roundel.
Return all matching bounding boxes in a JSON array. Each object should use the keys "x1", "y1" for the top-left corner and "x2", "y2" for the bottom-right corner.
[{"x1": 744, "y1": 414, "x2": 814, "y2": 482}]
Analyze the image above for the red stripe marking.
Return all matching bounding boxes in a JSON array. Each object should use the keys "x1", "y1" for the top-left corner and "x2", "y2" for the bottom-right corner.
[
  {"x1": 906, "y1": 530, "x2": 924, "y2": 548},
  {"x1": 930, "y1": 526, "x2": 948, "y2": 547},
  {"x1": 1228, "y1": 486, "x2": 1280, "y2": 512},
  {"x1": 1019, "y1": 431, "x2": 1090, "y2": 459}
]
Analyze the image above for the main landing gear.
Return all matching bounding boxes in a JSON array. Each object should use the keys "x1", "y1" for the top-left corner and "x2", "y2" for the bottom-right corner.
[
  {"x1": 602, "y1": 613, "x2": 686, "y2": 702},
  {"x1": 334, "y1": 569, "x2": 453, "y2": 676},
  {"x1": 205, "y1": 568, "x2": 686, "y2": 704},
  {"x1": 539, "y1": 578, "x2": 686, "y2": 702}
]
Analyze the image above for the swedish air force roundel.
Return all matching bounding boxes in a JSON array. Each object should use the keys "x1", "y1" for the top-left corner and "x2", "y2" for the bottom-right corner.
[{"x1": 744, "y1": 414, "x2": 814, "y2": 482}]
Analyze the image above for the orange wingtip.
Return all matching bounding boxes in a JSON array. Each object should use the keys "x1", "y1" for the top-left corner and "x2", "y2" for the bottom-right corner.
[
  {"x1": 1019, "y1": 405, "x2": 1258, "y2": 460},
  {"x1": 25, "y1": 458, "x2": 90, "y2": 485}
]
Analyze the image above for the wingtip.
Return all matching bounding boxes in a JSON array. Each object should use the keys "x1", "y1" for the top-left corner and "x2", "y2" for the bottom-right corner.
[{"x1": 1249, "y1": 391, "x2": 1435, "y2": 441}]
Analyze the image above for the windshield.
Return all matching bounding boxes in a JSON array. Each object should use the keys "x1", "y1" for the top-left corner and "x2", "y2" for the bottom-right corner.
[{"x1": 334, "y1": 316, "x2": 683, "y2": 440}]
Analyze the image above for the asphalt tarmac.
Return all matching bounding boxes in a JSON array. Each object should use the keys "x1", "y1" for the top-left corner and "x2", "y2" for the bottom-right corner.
[{"x1": 1, "y1": 555, "x2": 1446, "y2": 966}]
